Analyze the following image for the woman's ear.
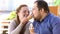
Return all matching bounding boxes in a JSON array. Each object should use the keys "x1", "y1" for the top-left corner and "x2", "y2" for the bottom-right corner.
[{"x1": 17, "y1": 12, "x2": 20, "y2": 17}]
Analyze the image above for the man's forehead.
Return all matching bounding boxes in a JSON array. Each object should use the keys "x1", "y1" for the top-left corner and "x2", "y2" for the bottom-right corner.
[{"x1": 33, "y1": 3, "x2": 37, "y2": 8}]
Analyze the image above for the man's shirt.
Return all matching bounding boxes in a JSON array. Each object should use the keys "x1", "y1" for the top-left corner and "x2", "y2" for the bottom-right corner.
[{"x1": 33, "y1": 13, "x2": 60, "y2": 34}]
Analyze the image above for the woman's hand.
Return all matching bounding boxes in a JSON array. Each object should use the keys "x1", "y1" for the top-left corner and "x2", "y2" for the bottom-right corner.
[
  {"x1": 20, "y1": 17, "x2": 28, "y2": 25},
  {"x1": 20, "y1": 14, "x2": 32, "y2": 25}
]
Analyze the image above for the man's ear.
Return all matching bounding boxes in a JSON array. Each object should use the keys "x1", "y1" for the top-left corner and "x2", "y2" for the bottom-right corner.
[
  {"x1": 39, "y1": 8, "x2": 44, "y2": 15},
  {"x1": 41, "y1": 8, "x2": 44, "y2": 12},
  {"x1": 39, "y1": 8, "x2": 44, "y2": 12}
]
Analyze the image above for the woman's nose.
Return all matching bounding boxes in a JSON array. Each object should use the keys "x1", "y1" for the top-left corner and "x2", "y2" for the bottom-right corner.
[{"x1": 26, "y1": 12, "x2": 29, "y2": 15}]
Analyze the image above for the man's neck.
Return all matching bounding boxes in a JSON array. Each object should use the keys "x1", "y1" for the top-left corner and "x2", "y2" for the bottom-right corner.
[{"x1": 40, "y1": 13, "x2": 48, "y2": 22}]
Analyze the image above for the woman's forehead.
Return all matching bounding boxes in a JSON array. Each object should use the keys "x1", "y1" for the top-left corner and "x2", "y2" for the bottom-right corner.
[{"x1": 21, "y1": 7, "x2": 28, "y2": 10}]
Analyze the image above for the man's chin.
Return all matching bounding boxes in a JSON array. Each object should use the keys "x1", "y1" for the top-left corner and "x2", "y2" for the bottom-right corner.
[{"x1": 34, "y1": 17, "x2": 40, "y2": 21}]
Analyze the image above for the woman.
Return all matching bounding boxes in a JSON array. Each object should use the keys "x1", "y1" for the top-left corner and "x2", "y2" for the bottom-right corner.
[{"x1": 8, "y1": 4, "x2": 31, "y2": 34}]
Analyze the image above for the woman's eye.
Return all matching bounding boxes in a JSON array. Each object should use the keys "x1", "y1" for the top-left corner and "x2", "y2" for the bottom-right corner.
[
  {"x1": 28, "y1": 11, "x2": 30, "y2": 13},
  {"x1": 23, "y1": 10, "x2": 26, "y2": 13}
]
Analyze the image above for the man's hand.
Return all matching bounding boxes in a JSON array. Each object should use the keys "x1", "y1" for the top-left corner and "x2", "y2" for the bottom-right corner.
[{"x1": 29, "y1": 23, "x2": 36, "y2": 34}]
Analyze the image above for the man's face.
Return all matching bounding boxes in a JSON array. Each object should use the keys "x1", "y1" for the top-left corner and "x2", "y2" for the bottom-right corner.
[{"x1": 32, "y1": 3, "x2": 41, "y2": 20}]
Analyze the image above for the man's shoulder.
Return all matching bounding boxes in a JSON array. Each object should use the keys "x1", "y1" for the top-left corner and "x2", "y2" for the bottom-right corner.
[
  {"x1": 50, "y1": 14, "x2": 60, "y2": 25},
  {"x1": 49, "y1": 13, "x2": 60, "y2": 22},
  {"x1": 51, "y1": 15, "x2": 60, "y2": 22}
]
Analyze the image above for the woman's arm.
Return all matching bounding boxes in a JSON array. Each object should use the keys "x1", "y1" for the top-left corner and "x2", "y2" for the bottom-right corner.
[
  {"x1": 8, "y1": 21, "x2": 26, "y2": 34},
  {"x1": 8, "y1": 16, "x2": 30, "y2": 34}
]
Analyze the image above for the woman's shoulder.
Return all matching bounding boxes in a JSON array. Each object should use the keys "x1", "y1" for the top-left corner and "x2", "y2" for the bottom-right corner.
[{"x1": 10, "y1": 20, "x2": 18, "y2": 26}]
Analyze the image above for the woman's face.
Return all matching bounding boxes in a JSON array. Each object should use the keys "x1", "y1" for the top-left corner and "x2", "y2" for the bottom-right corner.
[{"x1": 18, "y1": 6, "x2": 29, "y2": 20}]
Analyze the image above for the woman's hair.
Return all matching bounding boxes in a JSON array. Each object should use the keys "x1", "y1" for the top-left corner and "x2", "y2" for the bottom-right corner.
[{"x1": 14, "y1": 4, "x2": 28, "y2": 24}]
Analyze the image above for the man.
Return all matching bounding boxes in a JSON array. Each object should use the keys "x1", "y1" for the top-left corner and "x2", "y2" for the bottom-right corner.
[{"x1": 32, "y1": 0, "x2": 60, "y2": 34}]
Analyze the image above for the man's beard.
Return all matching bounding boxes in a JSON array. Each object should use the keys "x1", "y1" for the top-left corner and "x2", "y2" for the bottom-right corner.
[
  {"x1": 34, "y1": 17, "x2": 41, "y2": 22},
  {"x1": 33, "y1": 14, "x2": 41, "y2": 22}
]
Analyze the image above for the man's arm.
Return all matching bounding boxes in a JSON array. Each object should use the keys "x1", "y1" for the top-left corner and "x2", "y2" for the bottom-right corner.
[{"x1": 52, "y1": 20, "x2": 60, "y2": 34}]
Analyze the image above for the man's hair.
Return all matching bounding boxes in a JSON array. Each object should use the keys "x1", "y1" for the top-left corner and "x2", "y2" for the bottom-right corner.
[{"x1": 35, "y1": 0, "x2": 50, "y2": 13}]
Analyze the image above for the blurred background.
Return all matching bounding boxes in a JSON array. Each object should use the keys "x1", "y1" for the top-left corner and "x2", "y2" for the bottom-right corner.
[{"x1": 0, "y1": 0, "x2": 60, "y2": 34}]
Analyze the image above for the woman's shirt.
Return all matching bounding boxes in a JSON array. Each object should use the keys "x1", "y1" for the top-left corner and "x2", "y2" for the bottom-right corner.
[{"x1": 8, "y1": 20, "x2": 31, "y2": 34}]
